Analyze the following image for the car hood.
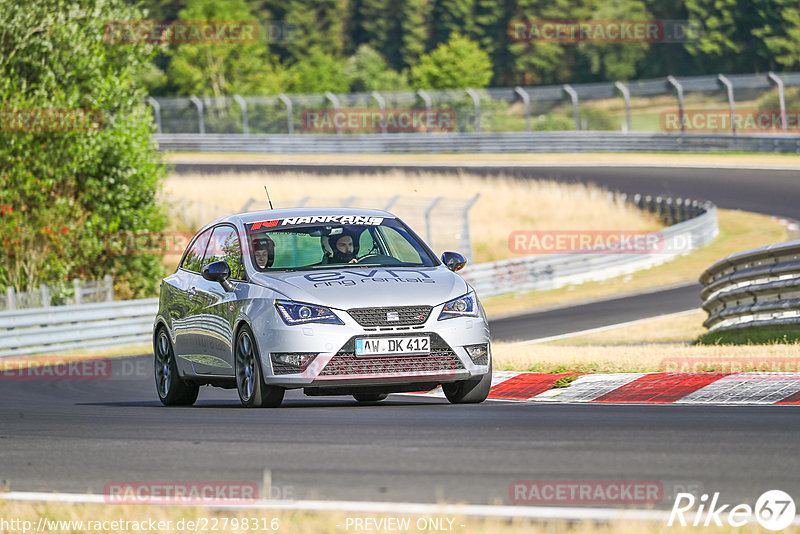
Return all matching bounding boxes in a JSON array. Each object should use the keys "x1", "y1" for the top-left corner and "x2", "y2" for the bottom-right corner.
[{"x1": 250, "y1": 266, "x2": 469, "y2": 309}]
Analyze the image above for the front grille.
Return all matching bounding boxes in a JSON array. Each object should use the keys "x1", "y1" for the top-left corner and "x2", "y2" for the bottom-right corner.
[
  {"x1": 348, "y1": 306, "x2": 432, "y2": 327},
  {"x1": 319, "y1": 333, "x2": 463, "y2": 376}
]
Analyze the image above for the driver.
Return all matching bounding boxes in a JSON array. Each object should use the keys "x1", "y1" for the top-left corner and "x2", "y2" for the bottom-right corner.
[
  {"x1": 252, "y1": 236, "x2": 275, "y2": 270},
  {"x1": 326, "y1": 232, "x2": 359, "y2": 263}
]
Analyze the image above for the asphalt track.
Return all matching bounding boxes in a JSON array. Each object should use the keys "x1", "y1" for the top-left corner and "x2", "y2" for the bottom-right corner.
[
  {"x1": 3, "y1": 163, "x2": 799, "y2": 510},
  {"x1": 1, "y1": 356, "x2": 800, "y2": 508}
]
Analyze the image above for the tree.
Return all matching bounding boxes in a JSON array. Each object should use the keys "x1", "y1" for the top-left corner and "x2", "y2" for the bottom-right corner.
[
  {"x1": 285, "y1": 47, "x2": 349, "y2": 93},
  {"x1": 167, "y1": 0, "x2": 285, "y2": 97},
  {"x1": 0, "y1": 0, "x2": 167, "y2": 297},
  {"x1": 410, "y1": 33, "x2": 493, "y2": 89},
  {"x1": 344, "y1": 45, "x2": 409, "y2": 92}
]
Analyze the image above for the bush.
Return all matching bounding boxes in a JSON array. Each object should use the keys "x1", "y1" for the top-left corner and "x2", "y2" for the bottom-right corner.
[{"x1": 0, "y1": 0, "x2": 168, "y2": 298}]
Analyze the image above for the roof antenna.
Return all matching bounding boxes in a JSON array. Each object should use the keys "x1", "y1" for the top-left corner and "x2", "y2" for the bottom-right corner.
[{"x1": 264, "y1": 186, "x2": 274, "y2": 210}]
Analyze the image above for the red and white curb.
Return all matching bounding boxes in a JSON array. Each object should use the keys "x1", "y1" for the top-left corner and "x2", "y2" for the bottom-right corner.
[{"x1": 409, "y1": 372, "x2": 800, "y2": 404}]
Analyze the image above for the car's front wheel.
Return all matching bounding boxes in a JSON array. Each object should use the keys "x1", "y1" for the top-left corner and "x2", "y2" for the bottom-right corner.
[
  {"x1": 235, "y1": 326, "x2": 284, "y2": 408},
  {"x1": 442, "y1": 359, "x2": 492, "y2": 404},
  {"x1": 154, "y1": 328, "x2": 199, "y2": 406}
]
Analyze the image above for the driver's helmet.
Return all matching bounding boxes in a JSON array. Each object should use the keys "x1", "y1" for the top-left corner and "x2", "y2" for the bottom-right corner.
[
  {"x1": 252, "y1": 235, "x2": 275, "y2": 269},
  {"x1": 323, "y1": 230, "x2": 359, "y2": 263}
]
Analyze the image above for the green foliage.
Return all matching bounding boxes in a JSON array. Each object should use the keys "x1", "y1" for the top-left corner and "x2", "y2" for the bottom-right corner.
[
  {"x1": 167, "y1": 0, "x2": 285, "y2": 97},
  {"x1": 286, "y1": 47, "x2": 348, "y2": 93},
  {"x1": 411, "y1": 33, "x2": 493, "y2": 90},
  {"x1": 0, "y1": 0, "x2": 168, "y2": 297},
  {"x1": 344, "y1": 45, "x2": 409, "y2": 92}
]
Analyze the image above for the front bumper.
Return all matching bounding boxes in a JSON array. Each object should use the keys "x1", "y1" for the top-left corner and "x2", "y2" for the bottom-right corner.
[{"x1": 253, "y1": 306, "x2": 490, "y2": 389}]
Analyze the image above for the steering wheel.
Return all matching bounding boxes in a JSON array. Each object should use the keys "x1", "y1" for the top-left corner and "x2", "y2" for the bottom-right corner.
[{"x1": 354, "y1": 254, "x2": 378, "y2": 263}]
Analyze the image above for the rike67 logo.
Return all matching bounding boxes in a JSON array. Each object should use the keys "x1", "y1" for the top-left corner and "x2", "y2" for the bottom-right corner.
[{"x1": 668, "y1": 490, "x2": 796, "y2": 530}]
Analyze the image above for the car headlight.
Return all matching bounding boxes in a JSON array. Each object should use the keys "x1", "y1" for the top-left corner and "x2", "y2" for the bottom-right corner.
[
  {"x1": 438, "y1": 292, "x2": 479, "y2": 320},
  {"x1": 275, "y1": 300, "x2": 343, "y2": 325}
]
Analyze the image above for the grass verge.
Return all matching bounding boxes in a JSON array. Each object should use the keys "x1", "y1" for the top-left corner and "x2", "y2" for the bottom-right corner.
[
  {"x1": 0, "y1": 500, "x2": 790, "y2": 534},
  {"x1": 698, "y1": 326, "x2": 800, "y2": 345},
  {"x1": 483, "y1": 210, "x2": 787, "y2": 318}
]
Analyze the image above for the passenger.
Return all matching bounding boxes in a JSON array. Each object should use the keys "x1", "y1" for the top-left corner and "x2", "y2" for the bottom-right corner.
[{"x1": 252, "y1": 236, "x2": 275, "y2": 270}]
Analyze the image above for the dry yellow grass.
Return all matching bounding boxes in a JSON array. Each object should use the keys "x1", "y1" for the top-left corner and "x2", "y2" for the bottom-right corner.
[
  {"x1": 0, "y1": 500, "x2": 791, "y2": 534},
  {"x1": 493, "y1": 340, "x2": 800, "y2": 374},
  {"x1": 542, "y1": 310, "x2": 707, "y2": 346},
  {"x1": 162, "y1": 170, "x2": 660, "y2": 264}
]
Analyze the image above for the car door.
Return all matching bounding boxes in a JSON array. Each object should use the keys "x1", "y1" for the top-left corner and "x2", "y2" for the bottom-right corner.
[
  {"x1": 171, "y1": 227, "x2": 212, "y2": 374},
  {"x1": 189, "y1": 224, "x2": 245, "y2": 376}
]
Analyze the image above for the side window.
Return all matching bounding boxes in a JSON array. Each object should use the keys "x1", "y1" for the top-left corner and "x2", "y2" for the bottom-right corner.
[
  {"x1": 381, "y1": 227, "x2": 423, "y2": 263},
  {"x1": 357, "y1": 228, "x2": 375, "y2": 256},
  {"x1": 181, "y1": 228, "x2": 213, "y2": 273},
  {"x1": 205, "y1": 226, "x2": 244, "y2": 279}
]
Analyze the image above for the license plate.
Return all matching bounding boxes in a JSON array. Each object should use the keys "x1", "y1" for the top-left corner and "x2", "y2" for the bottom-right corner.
[{"x1": 355, "y1": 336, "x2": 430, "y2": 356}]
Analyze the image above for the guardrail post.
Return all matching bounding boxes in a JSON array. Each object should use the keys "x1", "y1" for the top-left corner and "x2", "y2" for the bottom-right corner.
[
  {"x1": 460, "y1": 194, "x2": 480, "y2": 264},
  {"x1": 147, "y1": 97, "x2": 162, "y2": 134},
  {"x1": 278, "y1": 93, "x2": 294, "y2": 134},
  {"x1": 383, "y1": 195, "x2": 400, "y2": 210},
  {"x1": 666, "y1": 76, "x2": 685, "y2": 133},
  {"x1": 513, "y1": 87, "x2": 531, "y2": 132},
  {"x1": 416, "y1": 90, "x2": 432, "y2": 133},
  {"x1": 325, "y1": 92, "x2": 342, "y2": 136},
  {"x1": 233, "y1": 95, "x2": 249, "y2": 135},
  {"x1": 104, "y1": 274, "x2": 114, "y2": 302},
  {"x1": 767, "y1": 72, "x2": 788, "y2": 132},
  {"x1": 189, "y1": 96, "x2": 205, "y2": 135},
  {"x1": 425, "y1": 196, "x2": 443, "y2": 244},
  {"x1": 716, "y1": 74, "x2": 736, "y2": 134},
  {"x1": 465, "y1": 88, "x2": 481, "y2": 133},
  {"x1": 370, "y1": 91, "x2": 387, "y2": 134},
  {"x1": 614, "y1": 81, "x2": 631, "y2": 132},
  {"x1": 41, "y1": 284, "x2": 51, "y2": 308},
  {"x1": 73, "y1": 278, "x2": 82, "y2": 306},
  {"x1": 562, "y1": 84, "x2": 580, "y2": 131},
  {"x1": 6, "y1": 287, "x2": 16, "y2": 311}
]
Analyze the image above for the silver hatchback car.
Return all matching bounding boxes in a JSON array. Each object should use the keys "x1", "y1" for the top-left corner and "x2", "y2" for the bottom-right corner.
[{"x1": 153, "y1": 208, "x2": 491, "y2": 408}]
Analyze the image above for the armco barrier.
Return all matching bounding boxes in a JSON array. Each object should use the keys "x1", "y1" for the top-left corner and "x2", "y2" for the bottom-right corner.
[
  {"x1": 0, "y1": 299, "x2": 158, "y2": 358},
  {"x1": 1, "y1": 195, "x2": 717, "y2": 357},
  {"x1": 154, "y1": 132, "x2": 800, "y2": 154},
  {"x1": 700, "y1": 240, "x2": 800, "y2": 332},
  {"x1": 461, "y1": 196, "x2": 718, "y2": 297}
]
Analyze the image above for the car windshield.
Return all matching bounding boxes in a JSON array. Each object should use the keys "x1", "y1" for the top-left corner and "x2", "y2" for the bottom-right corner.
[{"x1": 245, "y1": 215, "x2": 437, "y2": 271}]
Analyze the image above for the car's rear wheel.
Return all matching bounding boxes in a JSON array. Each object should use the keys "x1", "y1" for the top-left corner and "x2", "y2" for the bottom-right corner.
[
  {"x1": 353, "y1": 393, "x2": 388, "y2": 402},
  {"x1": 442, "y1": 359, "x2": 492, "y2": 404},
  {"x1": 235, "y1": 326, "x2": 284, "y2": 408},
  {"x1": 154, "y1": 328, "x2": 199, "y2": 406}
]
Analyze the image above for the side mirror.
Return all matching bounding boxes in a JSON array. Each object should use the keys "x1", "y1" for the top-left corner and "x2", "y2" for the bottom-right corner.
[
  {"x1": 441, "y1": 251, "x2": 467, "y2": 272},
  {"x1": 202, "y1": 260, "x2": 234, "y2": 292}
]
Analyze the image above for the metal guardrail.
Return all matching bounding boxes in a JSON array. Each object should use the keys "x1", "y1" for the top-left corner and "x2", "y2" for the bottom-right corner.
[
  {"x1": 0, "y1": 299, "x2": 157, "y2": 358},
  {"x1": 1, "y1": 196, "x2": 717, "y2": 357},
  {"x1": 700, "y1": 240, "x2": 800, "y2": 332},
  {"x1": 461, "y1": 196, "x2": 718, "y2": 298},
  {"x1": 154, "y1": 132, "x2": 800, "y2": 154}
]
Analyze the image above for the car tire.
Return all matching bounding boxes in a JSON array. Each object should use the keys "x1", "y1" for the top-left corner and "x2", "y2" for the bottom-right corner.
[
  {"x1": 235, "y1": 326, "x2": 284, "y2": 408},
  {"x1": 154, "y1": 328, "x2": 199, "y2": 406},
  {"x1": 353, "y1": 393, "x2": 388, "y2": 402},
  {"x1": 442, "y1": 358, "x2": 492, "y2": 404}
]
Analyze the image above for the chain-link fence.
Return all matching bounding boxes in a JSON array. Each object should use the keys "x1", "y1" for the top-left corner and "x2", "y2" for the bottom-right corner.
[
  {"x1": 148, "y1": 71, "x2": 800, "y2": 135},
  {"x1": 2, "y1": 275, "x2": 114, "y2": 312},
  {"x1": 167, "y1": 194, "x2": 480, "y2": 262}
]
